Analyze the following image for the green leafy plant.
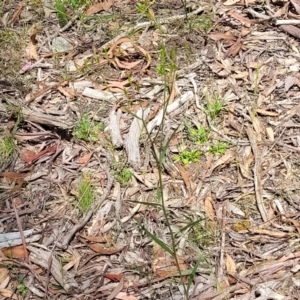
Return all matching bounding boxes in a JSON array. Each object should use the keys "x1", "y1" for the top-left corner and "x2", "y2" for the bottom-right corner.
[
  {"x1": 188, "y1": 126, "x2": 210, "y2": 144},
  {"x1": 73, "y1": 115, "x2": 104, "y2": 142},
  {"x1": 17, "y1": 284, "x2": 27, "y2": 296},
  {"x1": 113, "y1": 161, "x2": 132, "y2": 186},
  {"x1": 175, "y1": 149, "x2": 201, "y2": 164},
  {"x1": 78, "y1": 173, "x2": 95, "y2": 213},
  {"x1": 0, "y1": 136, "x2": 15, "y2": 159},
  {"x1": 209, "y1": 141, "x2": 229, "y2": 155},
  {"x1": 55, "y1": 0, "x2": 90, "y2": 27},
  {"x1": 55, "y1": 0, "x2": 68, "y2": 26},
  {"x1": 206, "y1": 95, "x2": 224, "y2": 120}
]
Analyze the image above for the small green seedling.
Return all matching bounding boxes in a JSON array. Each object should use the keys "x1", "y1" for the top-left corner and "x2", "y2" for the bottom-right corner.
[
  {"x1": 0, "y1": 136, "x2": 15, "y2": 158},
  {"x1": 206, "y1": 95, "x2": 224, "y2": 119},
  {"x1": 17, "y1": 283, "x2": 27, "y2": 297},
  {"x1": 55, "y1": 0, "x2": 68, "y2": 26},
  {"x1": 73, "y1": 115, "x2": 104, "y2": 142},
  {"x1": 188, "y1": 126, "x2": 210, "y2": 144},
  {"x1": 209, "y1": 141, "x2": 229, "y2": 155},
  {"x1": 113, "y1": 161, "x2": 132, "y2": 186},
  {"x1": 78, "y1": 174, "x2": 95, "y2": 213},
  {"x1": 175, "y1": 149, "x2": 201, "y2": 164}
]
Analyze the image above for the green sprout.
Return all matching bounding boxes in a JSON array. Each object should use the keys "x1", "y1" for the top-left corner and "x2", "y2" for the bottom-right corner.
[
  {"x1": 206, "y1": 95, "x2": 224, "y2": 119},
  {"x1": 113, "y1": 160, "x2": 132, "y2": 186},
  {"x1": 0, "y1": 136, "x2": 15, "y2": 158},
  {"x1": 175, "y1": 149, "x2": 201, "y2": 164},
  {"x1": 188, "y1": 126, "x2": 210, "y2": 144},
  {"x1": 78, "y1": 173, "x2": 95, "y2": 213},
  {"x1": 209, "y1": 141, "x2": 229, "y2": 155},
  {"x1": 73, "y1": 115, "x2": 104, "y2": 142}
]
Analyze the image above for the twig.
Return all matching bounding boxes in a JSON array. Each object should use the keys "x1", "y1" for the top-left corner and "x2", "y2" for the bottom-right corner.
[
  {"x1": 246, "y1": 127, "x2": 268, "y2": 222},
  {"x1": 13, "y1": 202, "x2": 29, "y2": 263},
  {"x1": 99, "y1": 6, "x2": 206, "y2": 51}
]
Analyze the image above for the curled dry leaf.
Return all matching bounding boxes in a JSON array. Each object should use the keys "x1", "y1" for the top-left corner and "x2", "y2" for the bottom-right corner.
[
  {"x1": 88, "y1": 243, "x2": 124, "y2": 254},
  {"x1": 78, "y1": 152, "x2": 93, "y2": 164},
  {"x1": 209, "y1": 32, "x2": 236, "y2": 41},
  {"x1": 26, "y1": 24, "x2": 40, "y2": 61},
  {"x1": 226, "y1": 253, "x2": 236, "y2": 273},
  {"x1": 21, "y1": 145, "x2": 57, "y2": 164},
  {"x1": 152, "y1": 255, "x2": 187, "y2": 279},
  {"x1": 107, "y1": 37, "x2": 151, "y2": 73},
  {"x1": 85, "y1": 0, "x2": 114, "y2": 16},
  {"x1": 224, "y1": 38, "x2": 242, "y2": 58},
  {"x1": 204, "y1": 190, "x2": 215, "y2": 221}
]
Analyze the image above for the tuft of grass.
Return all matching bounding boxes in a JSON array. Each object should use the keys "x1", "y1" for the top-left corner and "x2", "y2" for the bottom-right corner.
[
  {"x1": 188, "y1": 126, "x2": 210, "y2": 144},
  {"x1": 0, "y1": 136, "x2": 15, "y2": 159},
  {"x1": 73, "y1": 115, "x2": 104, "y2": 142},
  {"x1": 209, "y1": 141, "x2": 229, "y2": 155},
  {"x1": 175, "y1": 149, "x2": 201, "y2": 164},
  {"x1": 55, "y1": 0, "x2": 68, "y2": 27},
  {"x1": 55, "y1": 0, "x2": 91, "y2": 27},
  {"x1": 113, "y1": 160, "x2": 132, "y2": 186},
  {"x1": 77, "y1": 173, "x2": 95, "y2": 213},
  {"x1": 206, "y1": 95, "x2": 224, "y2": 120}
]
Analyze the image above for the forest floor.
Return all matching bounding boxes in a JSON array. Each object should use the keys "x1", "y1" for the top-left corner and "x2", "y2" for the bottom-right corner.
[{"x1": 1, "y1": 0, "x2": 300, "y2": 299}]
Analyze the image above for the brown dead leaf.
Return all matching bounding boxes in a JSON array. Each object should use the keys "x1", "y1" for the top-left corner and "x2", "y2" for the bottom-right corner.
[
  {"x1": 226, "y1": 253, "x2": 236, "y2": 273},
  {"x1": 57, "y1": 86, "x2": 74, "y2": 98},
  {"x1": 227, "y1": 11, "x2": 252, "y2": 27},
  {"x1": 249, "y1": 229, "x2": 288, "y2": 238},
  {"x1": 178, "y1": 165, "x2": 191, "y2": 191},
  {"x1": 78, "y1": 152, "x2": 93, "y2": 164},
  {"x1": 2, "y1": 245, "x2": 27, "y2": 259},
  {"x1": 209, "y1": 32, "x2": 236, "y2": 41},
  {"x1": 114, "y1": 57, "x2": 143, "y2": 70},
  {"x1": 0, "y1": 267, "x2": 9, "y2": 289},
  {"x1": 115, "y1": 292, "x2": 138, "y2": 300},
  {"x1": 280, "y1": 25, "x2": 300, "y2": 39},
  {"x1": 8, "y1": 2, "x2": 24, "y2": 25},
  {"x1": 152, "y1": 255, "x2": 187, "y2": 278},
  {"x1": 266, "y1": 127, "x2": 274, "y2": 142},
  {"x1": 256, "y1": 109, "x2": 279, "y2": 117},
  {"x1": 27, "y1": 25, "x2": 40, "y2": 60},
  {"x1": 104, "y1": 273, "x2": 123, "y2": 281},
  {"x1": 21, "y1": 145, "x2": 57, "y2": 164},
  {"x1": 85, "y1": 0, "x2": 114, "y2": 16},
  {"x1": 107, "y1": 276, "x2": 124, "y2": 300},
  {"x1": 224, "y1": 38, "x2": 242, "y2": 58},
  {"x1": 88, "y1": 244, "x2": 124, "y2": 254},
  {"x1": 80, "y1": 234, "x2": 110, "y2": 243},
  {"x1": 204, "y1": 190, "x2": 215, "y2": 221},
  {"x1": 0, "y1": 289, "x2": 18, "y2": 300}
]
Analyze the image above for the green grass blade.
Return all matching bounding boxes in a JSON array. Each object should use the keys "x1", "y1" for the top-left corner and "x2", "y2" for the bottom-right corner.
[{"x1": 141, "y1": 226, "x2": 174, "y2": 256}]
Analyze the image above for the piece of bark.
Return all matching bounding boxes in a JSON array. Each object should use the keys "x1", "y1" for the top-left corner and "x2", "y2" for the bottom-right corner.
[
  {"x1": 147, "y1": 91, "x2": 193, "y2": 133},
  {"x1": 109, "y1": 109, "x2": 123, "y2": 148},
  {"x1": 125, "y1": 107, "x2": 150, "y2": 169},
  {"x1": 0, "y1": 230, "x2": 41, "y2": 248},
  {"x1": 27, "y1": 245, "x2": 80, "y2": 294}
]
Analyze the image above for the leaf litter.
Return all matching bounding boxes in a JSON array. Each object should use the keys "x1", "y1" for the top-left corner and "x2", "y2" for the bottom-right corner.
[{"x1": 1, "y1": 0, "x2": 300, "y2": 299}]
